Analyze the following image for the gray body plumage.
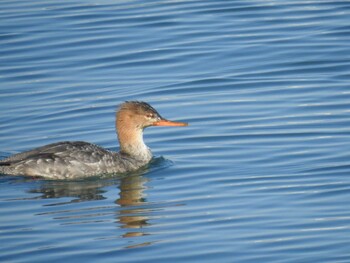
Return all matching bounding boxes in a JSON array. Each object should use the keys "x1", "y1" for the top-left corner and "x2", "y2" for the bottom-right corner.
[{"x1": 0, "y1": 141, "x2": 152, "y2": 179}]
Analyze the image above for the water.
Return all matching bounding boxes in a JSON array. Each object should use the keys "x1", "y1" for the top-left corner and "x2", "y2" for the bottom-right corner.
[{"x1": 1, "y1": 0, "x2": 350, "y2": 262}]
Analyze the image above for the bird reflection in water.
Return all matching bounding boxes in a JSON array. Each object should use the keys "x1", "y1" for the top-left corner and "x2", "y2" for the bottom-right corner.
[
  {"x1": 116, "y1": 174, "x2": 150, "y2": 238},
  {"x1": 26, "y1": 169, "x2": 153, "y2": 248}
]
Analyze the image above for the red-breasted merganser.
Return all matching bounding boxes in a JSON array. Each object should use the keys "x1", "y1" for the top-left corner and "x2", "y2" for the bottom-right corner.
[{"x1": 0, "y1": 101, "x2": 188, "y2": 179}]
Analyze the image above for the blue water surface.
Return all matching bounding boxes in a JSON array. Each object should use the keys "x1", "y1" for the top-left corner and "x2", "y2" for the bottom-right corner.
[{"x1": 1, "y1": 0, "x2": 350, "y2": 262}]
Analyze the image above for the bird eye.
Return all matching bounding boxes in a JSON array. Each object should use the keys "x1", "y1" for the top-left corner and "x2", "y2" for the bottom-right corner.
[{"x1": 146, "y1": 113, "x2": 154, "y2": 119}]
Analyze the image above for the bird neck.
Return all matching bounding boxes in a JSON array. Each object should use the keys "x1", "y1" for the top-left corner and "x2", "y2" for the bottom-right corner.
[{"x1": 116, "y1": 120, "x2": 152, "y2": 161}]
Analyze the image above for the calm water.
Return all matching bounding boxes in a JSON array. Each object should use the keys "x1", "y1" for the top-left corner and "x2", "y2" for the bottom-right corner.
[{"x1": 1, "y1": 0, "x2": 350, "y2": 262}]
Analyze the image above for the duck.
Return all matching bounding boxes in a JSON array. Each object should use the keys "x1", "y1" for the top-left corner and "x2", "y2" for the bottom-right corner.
[{"x1": 0, "y1": 101, "x2": 188, "y2": 179}]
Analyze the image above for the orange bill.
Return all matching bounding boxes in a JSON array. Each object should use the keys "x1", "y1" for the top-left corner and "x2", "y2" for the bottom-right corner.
[{"x1": 153, "y1": 119, "x2": 188, "y2": 127}]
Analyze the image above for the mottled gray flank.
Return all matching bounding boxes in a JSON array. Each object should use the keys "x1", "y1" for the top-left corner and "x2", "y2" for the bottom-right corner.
[{"x1": 0, "y1": 141, "x2": 151, "y2": 179}]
